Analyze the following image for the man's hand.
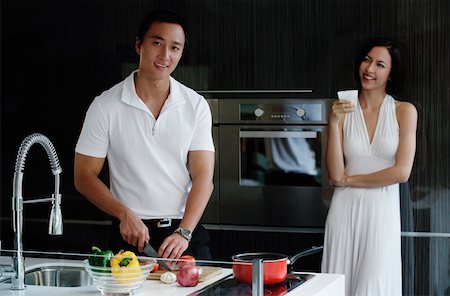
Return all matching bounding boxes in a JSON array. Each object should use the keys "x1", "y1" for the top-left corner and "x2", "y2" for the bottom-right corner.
[
  {"x1": 158, "y1": 233, "x2": 189, "y2": 259},
  {"x1": 118, "y1": 210, "x2": 150, "y2": 252}
]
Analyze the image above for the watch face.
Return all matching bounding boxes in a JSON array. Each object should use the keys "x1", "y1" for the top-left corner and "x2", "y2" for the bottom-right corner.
[
  {"x1": 176, "y1": 228, "x2": 191, "y2": 241},
  {"x1": 181, "y1": 229, "x2": 191, "y2": 237}
]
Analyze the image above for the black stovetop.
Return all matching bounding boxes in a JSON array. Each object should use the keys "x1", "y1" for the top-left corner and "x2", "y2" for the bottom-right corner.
[{"x1": 190, "y1": 274, "x2": 308, "y2": 296}]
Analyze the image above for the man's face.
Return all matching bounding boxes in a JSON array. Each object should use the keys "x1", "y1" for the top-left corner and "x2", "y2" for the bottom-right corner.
[{"x1": 135, "y1": 21, "x2": 185, "y2": 81}]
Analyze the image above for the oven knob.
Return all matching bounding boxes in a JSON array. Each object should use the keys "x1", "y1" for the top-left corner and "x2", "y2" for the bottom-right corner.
[
  {"x1": 254, "y1": 108, "x2": 264, "y2": 117},
  {"x1": 296, "y1": 108, "x2": 306, "y2": 117}
]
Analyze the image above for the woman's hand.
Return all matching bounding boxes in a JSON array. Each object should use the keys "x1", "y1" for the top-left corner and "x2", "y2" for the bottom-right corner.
[{"x1": 328, "y1": 99, "x2": 355, "y2": 124}]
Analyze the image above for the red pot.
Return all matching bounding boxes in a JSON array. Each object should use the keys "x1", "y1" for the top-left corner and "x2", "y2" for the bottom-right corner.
[{"x1": 231, "y1": 246, "x2": 323, "y2": 285}]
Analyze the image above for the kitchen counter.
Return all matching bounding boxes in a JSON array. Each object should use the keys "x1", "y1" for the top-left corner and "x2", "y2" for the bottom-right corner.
[{"x1": 0, "y1": 256, "x2": 344, "y2": 295}]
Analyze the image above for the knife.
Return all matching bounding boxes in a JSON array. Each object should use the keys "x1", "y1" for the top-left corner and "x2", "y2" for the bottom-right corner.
[{"x1": 143, "y1": 241, "x2": 172, "y2": 271}]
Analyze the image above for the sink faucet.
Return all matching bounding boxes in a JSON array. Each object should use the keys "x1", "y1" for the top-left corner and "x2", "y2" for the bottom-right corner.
[{"x1": 11, "y1": 133, "x2": 63, "y2": 290}]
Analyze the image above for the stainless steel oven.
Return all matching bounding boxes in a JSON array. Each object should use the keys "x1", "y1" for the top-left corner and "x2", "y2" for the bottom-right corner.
[{"x1": 204, "y1": 98, "x2": 333, "y2": 229}]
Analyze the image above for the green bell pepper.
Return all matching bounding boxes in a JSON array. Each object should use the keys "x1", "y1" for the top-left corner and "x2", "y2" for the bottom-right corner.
[{"x1": 88, "y1": 246, "x2": 114, "y2": 273}]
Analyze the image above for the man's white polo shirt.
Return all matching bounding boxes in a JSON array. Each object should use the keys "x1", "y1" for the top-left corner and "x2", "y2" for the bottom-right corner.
[{"x1": 75, "y1": 70, "x2": 214, "y2": 219}]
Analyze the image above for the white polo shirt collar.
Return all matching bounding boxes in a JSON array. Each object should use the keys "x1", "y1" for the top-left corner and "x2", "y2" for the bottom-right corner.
[{"x1": 120, "y1": 70, "x2": 186, "y2": 115}]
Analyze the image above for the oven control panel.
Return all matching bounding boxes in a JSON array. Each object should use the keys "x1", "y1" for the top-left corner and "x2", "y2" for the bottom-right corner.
[{"x1": 240, "y1": 103, "x2": 323, "y2": 122}]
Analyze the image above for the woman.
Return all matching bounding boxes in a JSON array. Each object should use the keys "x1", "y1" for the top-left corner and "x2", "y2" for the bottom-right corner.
[{"x1": 321, "y1": 37, "x2": 417, "y2": 296}]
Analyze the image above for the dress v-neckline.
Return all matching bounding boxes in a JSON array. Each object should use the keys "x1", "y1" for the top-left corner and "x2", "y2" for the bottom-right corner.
[{"x1": 358, "y1": 95, "x2": 387, "y2": 147}]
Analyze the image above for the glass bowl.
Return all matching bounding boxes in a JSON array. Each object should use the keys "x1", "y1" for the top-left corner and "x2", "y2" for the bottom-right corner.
[{"x1": 83, "y1": 258, "x2": 156, "y2": 295}]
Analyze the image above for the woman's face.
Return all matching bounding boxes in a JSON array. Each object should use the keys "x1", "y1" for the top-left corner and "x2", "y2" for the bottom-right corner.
[{"x1": 359, "y1": 46, "x2": 392, "y2": 92}]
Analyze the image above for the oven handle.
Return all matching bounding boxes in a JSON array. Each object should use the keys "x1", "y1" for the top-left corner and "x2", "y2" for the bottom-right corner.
[{"x1": 239, "y1": 130, "x2": 318, "y2": 138}]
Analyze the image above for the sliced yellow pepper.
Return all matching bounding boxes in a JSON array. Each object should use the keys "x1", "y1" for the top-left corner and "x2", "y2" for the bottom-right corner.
[{"x1": 110, "y1": 250, "x2": 142, "y2": 283}]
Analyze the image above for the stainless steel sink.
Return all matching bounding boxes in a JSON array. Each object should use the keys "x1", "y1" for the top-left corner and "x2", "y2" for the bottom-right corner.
[
  {"x1": 0, "y1": 265, "x2": 93, "y2": 287},
  {"x1": 25, "y1": 265, "x2": 93, "y2": 287}
]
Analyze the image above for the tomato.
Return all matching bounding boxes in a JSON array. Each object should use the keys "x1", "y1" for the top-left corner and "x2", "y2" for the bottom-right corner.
[
  {"x1": 151, "y1": 263, "x2": 160, "y2": 273},
  {"x1": 178, "y1": 255, "x2": 196, "y2": 268}
]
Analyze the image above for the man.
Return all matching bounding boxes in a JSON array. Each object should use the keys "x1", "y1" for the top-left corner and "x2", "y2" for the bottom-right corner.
[{"x1": 74, "y1": 9, "x2": 215, "y2": 260}]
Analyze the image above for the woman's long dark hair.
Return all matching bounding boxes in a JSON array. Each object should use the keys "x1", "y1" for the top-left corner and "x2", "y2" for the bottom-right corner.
[{"x1": 354, "y1": 37, "x2": 403, "y2": 98}]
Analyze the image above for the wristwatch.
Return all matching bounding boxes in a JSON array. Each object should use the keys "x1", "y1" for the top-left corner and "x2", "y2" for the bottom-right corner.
[{"x1": 174, "y1": 227, "x2": 192, "y2": 242}]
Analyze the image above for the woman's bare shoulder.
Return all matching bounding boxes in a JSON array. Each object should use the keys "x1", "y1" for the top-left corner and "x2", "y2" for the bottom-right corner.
[
  {"x1": 395, "y1": 100, "x2": 418, "y2": 121},
  {"x1": 395, "y1": 100, "x2": 417, "y2": 112}
]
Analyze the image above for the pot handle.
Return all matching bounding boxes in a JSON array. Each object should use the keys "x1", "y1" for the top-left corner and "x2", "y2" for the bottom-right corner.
[{"x1": 288, "y1": 245, "x2": 323, "y2": 265}]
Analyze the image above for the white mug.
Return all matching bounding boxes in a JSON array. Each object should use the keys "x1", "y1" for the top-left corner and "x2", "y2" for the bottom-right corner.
[{"x1": 337, "y1": 90, "x2": 358, "y2": 107}]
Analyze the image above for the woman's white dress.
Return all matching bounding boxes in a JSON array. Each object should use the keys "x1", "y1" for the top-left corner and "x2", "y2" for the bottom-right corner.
[{"x1": 321, "y1": 95, "x2": 402, "y2": 296}]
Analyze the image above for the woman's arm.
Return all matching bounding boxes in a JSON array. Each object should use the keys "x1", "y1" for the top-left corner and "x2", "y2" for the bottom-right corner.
[
  {"x1": 327, "y1": 99, "x2": 354, "y2": 184},
  {"x1": 336, "y1": 101, "x2": 418, "y2": 188}
]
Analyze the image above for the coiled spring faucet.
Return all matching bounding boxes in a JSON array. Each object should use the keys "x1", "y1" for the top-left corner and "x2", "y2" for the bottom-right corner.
[{"x1": 11, "y1": 133, "x2": 63, "y2": 290}]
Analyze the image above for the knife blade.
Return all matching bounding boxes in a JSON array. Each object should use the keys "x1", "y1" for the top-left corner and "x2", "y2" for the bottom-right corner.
[{"x1": 143, "y1": 241, "x2": 172, "y2": 271}]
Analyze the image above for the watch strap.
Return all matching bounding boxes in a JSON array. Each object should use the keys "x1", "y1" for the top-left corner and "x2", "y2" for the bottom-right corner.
[{"x1": 174, "y1": 227, "x2": 192, "y2": 242}]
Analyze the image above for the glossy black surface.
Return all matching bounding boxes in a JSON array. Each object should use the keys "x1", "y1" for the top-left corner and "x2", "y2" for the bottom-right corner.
[
  {"x1": 191, "y1": 274, "x2": 305, "y2": 296},
  {"x1": 215, "y1": 98, "x2": 330, "y2": 227}
]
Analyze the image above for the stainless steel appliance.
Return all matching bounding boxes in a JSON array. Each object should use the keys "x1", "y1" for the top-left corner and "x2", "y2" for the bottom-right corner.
[{"x1": 205, "y1": 98, "x2": 333, "y2": 229}]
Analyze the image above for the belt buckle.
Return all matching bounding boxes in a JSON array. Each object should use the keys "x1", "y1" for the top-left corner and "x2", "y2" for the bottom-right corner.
[{"x1": 157, "y1": 218, "x2": 172, "y2": 228}]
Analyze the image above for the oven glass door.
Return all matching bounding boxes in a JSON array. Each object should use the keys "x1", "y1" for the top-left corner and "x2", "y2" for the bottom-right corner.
[
  {"x1": 219, "y1": 125, "x2": 329, "y2": 228},
  {"x1": 240, "y1": 129, "x2": 322, "y2": 187}
]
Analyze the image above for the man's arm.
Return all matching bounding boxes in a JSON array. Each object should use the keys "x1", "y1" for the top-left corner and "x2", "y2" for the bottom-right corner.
[
  {"x1": 74, "y1": 153, "x2": 149, "y2": 251},
  {"x1": 158, "y1": 150, "x2": 215, "y2": 259}
]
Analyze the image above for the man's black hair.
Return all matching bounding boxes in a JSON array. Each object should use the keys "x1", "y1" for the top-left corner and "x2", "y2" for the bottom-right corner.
[{"x1": 136, "y1": 9, "x2": 188, "y2": 45}]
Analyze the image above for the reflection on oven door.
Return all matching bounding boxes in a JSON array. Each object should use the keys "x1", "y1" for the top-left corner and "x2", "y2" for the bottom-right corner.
[{"x1": 219, "y1": 125, "x2": 329, "y2": 228}]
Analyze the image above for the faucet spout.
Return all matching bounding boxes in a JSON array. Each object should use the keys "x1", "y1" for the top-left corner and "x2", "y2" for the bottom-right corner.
[
  {"x1": 49, "y1": 193, "x2": 63, "y2": 235},
  {"x1": 11, "y1": 133, "x2": 63, "y2": 290}
]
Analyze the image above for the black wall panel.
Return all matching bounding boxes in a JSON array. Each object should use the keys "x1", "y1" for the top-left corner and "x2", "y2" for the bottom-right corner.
[{"x1": 1, "y1": 1, "x2": 449, "y2": 294}]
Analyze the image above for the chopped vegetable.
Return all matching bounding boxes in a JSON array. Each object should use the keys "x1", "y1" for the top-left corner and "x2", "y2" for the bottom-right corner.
[
  {"x1": 151, "y1": 263, "x2": 160, "y2": 273},
  {"x1": 88, "y1": 246, "x2": 114, "y2": 273},
  {"x1": 110, "y1": 250, "x2": 142, "y2": 283}
]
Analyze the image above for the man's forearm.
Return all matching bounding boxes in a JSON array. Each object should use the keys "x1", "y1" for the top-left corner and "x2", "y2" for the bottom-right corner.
[
  {"x1": 179, "y1": 181, "x2": 214, "y2": 231},
  {"x1": 76, "y1": 175, "x2": 129, "y2": 220}
]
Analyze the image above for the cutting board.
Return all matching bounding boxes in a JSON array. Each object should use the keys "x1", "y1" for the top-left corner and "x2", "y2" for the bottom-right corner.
[{"x1": 147, "y1": 266, "x2": 223, "y2": 282}]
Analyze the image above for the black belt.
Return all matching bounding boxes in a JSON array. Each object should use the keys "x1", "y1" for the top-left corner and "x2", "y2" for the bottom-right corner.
[{"x1": 145, "y1": 218, "x2": 181, "y2": 228}]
